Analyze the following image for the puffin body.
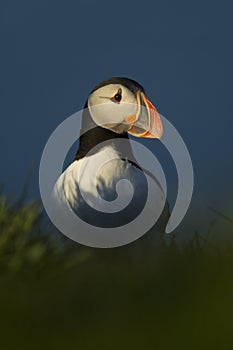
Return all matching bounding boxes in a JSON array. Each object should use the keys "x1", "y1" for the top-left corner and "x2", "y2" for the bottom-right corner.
[
  {"x1": 52, "y1": 143, "x2": 167, "y2": 229},
  {"x1": 51, "y1": 77, "x2": 169, "y2": 244}
]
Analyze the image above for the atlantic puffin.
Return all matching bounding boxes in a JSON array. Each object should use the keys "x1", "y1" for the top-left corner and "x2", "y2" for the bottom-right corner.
[{"x1": 50, "y1": 77, "x2": 170, "y2": 247}]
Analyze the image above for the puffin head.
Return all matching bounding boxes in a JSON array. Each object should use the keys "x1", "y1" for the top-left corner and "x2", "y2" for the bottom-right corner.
[{"x1": 87, "y1": 77, "x2": 163, "y2": 139}]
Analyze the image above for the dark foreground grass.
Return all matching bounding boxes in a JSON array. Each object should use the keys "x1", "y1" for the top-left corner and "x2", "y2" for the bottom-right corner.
[{"x1": 0, "y1": 193, "x2": 233, "y2": 350}]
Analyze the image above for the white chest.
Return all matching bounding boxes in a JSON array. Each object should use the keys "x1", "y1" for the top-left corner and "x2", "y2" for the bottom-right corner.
[{"x1": 52, "y1": 146, "x2": 166, "y2": 228}]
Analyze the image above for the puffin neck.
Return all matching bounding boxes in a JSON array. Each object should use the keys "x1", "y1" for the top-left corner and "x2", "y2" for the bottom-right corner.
[{"x1": 75, "y1": 104, "x2": 136, "y2": 161}]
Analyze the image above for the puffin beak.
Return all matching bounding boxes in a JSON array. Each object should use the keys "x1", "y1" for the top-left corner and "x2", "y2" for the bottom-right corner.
[{"x1": 126, "y1": 91, "x2": 163, "y2": 139}]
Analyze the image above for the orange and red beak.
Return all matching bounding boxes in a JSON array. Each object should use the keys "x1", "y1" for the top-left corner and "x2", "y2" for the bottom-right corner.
[{"x1": 126, "y1": 91, "x2": 163, "y2": 139}]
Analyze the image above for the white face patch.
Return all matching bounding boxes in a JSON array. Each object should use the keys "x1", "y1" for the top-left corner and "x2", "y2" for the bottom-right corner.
[{"x1": 87, "y1": 84, "x2": 138, "y2": 133}]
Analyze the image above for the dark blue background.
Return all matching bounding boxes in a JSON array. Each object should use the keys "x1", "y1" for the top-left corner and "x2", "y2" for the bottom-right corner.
[{"x1": 1, "y1": 0, "x2": 232, "y2": 231}]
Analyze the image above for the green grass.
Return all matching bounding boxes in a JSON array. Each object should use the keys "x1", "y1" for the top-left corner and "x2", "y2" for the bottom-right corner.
[{"x1": 0, "y1": 192, "x2": 233, "y2": 350}]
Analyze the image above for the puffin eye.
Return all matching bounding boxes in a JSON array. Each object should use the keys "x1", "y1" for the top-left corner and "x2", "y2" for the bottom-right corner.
[{"x1": 111, "y1": 88, "x2": 122, "y2": 103}]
